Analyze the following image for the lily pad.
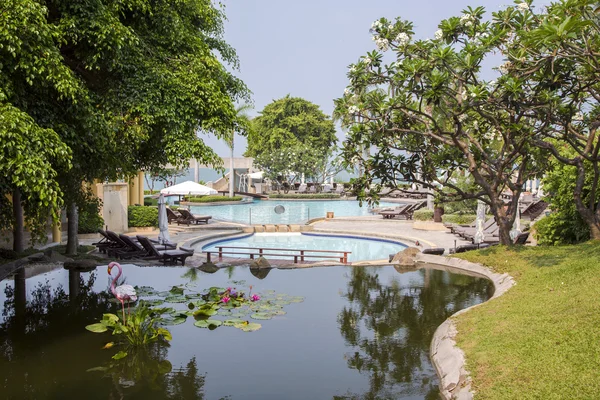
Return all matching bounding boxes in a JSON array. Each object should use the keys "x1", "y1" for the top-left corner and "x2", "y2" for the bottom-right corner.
[
  {"x1": 194, "y1": 319, "x2": 223, "y2": 329},
  {"x1": 234, "y1": 321, "x2": 262, "y2": 332},
  {"x1": 170, "y1": 311, "x2": 188, "y2": 319},
  {"x1": 160, "y1": 317, "x2": 186, "y2": 326},
  {"x1": 218, "y1": 310, "x2": 232, "y2": 316},
  {"x1": 157, "y1": 291, "x2": 171, "y2": 297},
  {"x1": 164, "y1": 295, "x2": 187, "y2": 303},
  {"x1": 269, "y1": 310, "x2": 287, "y2": 316},
  {"x1": 230, "y1": 312, "x2": 248, "y2": 318},
  {"x1": 142, "y1": 299, "x2": 165, "y2": 306},
  {"x1": 288, "y1": 296, "x2": 305, "y2": 303},
  {"x1": 223, "y1": 318, "x2": 246, "y2": 326},
  {"x1": 169, "y1": 286, "x2": 185, "y2": 295},
  {"x1": 135, "y1": 286, "x2": 158, "y2": 296},
  {"x1": 250, "y1": 312, "x2": 273, "y2": 320},
  {"x1": 185, "y1": 293, "x2": 202, "y2": 299}
]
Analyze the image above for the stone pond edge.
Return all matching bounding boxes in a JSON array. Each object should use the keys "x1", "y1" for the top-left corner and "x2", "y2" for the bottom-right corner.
[{"x1": 418, "y1": 253, "x2": 515, "y2": 400}]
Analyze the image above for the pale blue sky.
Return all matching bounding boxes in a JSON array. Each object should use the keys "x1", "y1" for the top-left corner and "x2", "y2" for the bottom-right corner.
[{"x1": 203, "y1": 0, "x2": 548, "y2": 157}]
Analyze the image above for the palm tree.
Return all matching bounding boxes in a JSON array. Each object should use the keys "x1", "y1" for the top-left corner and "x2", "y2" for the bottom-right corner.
[{"x1": 228, "y1": 104, "x2": 254, "y2": 197}]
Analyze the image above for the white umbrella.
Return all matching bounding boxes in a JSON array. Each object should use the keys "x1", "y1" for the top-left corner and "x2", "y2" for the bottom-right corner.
[
  {"x1": 160, "y1": 180, "x2": 217, "y2": 196},
  {"x1": 157, "y1": 194, "x2": 170, "y2": 244},
  {"x1": 248, "y1": 171, "x2": 264, "y2": 179},
  {"x1": 510, "y1": 199, "x2": 522, "y2": 241},
  {"x1": 473, "y1": 200, "x2": 486, "y2": 245}
]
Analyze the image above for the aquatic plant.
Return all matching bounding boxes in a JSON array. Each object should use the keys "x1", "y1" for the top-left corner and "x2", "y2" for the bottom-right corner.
[{"x1": 86, "y1": 303, "x2": 172, "y2": 356}]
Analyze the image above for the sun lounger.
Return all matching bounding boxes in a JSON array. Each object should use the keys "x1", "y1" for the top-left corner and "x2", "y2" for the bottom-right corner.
[
  {"x1": 136, "y1": 236, "x2": 195, "y2": 265},
  {"x1": 110, "y1": 234, "x2": 149, "y2": 259},
  {"x1": 166, "y1": 207, "x2": 185, "y2": 224},
  {"x1": 177, "y1": 209, "x2": 212, "y2": 225},
  {"x1": 334, "y1": 185, "x2": 345, "y2": 195},
  {"x1": 296, "y1": 184, "x2": 307, "y2": 194},
  {"x1": 378, "y1": 204, "x2": 410, "y2": 219}
]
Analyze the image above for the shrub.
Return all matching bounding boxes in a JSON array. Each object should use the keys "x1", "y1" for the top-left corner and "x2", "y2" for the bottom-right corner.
[
  {"x1": 78, "y1": 197, "x2": 104, "y2": 234},
  {"x1": 442, "y1": 214, "x2": 477, "y2": 225},
  {"x1": 144, "y1": 197, "x2": 158, "y2": 206},
  {"x1": 413, "y1": 209, "x2": 434, "y2": 221},
  {"x1": 186, "y1": 195, "x2": 243, "y2": 203},
  {"x1": 269, "y1": 193, "x2": 340, "y2": 199},
  {"x1": 128, "y1": 206, "x2": 158, "y2": 227},
  {"x1": 534, "y1": 213, "x2": 589, "y2": 246}
]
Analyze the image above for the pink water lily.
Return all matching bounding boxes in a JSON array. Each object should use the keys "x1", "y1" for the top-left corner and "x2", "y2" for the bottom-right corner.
[
  {"x1": 251, "y1": 294, "x2": 260, "y2": 302},
  {"x1": 222, "y1": 296, "x2": 230, "y2": 303}
]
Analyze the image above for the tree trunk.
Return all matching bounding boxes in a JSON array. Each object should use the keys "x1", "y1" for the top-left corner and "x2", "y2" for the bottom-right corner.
[
  {"x1": 489, "y1": 198, "x2": 515, "y2": 246},
  {"x1": 573, "y1": 161, "x2": 600, "y2": 240},
  {"x1": 66, "y1": 201, "x2": 79, "y2": 255},
  {"x1": 229, "y1": 135, "x2": 235, "y2": 198},
  {"x1": 12, "y1": 188, "x2": 24, "y2": 253}
]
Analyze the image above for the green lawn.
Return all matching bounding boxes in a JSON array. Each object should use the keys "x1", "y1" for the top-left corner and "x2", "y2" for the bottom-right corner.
[{"x1": 454, "y1": 242, "x2": 600, "y2": 399}]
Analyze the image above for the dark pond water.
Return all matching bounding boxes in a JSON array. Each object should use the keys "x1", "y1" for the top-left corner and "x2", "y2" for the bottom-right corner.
[{"x1": 0, "y1": 264, "x2": 493, "y2": 400}]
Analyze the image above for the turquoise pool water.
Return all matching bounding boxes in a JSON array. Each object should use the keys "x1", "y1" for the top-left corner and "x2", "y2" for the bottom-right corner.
[
  {"x1": 201, "y1": 232, "x2": 407, "y2": 262},
  {"x1": 189, "y1": 199, "x2": 400, "y2": 224}
]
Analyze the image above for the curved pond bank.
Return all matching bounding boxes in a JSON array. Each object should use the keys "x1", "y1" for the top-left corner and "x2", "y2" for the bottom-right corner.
[{"x1": 417, "y1": 254, "x2": 515, "y2": 400}]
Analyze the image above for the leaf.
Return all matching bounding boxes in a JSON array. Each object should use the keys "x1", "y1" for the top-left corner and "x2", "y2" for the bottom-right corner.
[
  {"x1": 102, "y1": 342, "x2": 115, "y2": 349},
  {"x1": 194, "y1": 319, "x2": 223, "y2": 329},
  {"x1": 86, "y1": 323, "x2": 108, "y2": 333},
  {"x1": 112, "y1": 351, "x2": 128, "y2": 360},
  {"x1": 169, "y1": 286, "x2": 185, "y2": 295},
  {"x1": 223, "y1": 318, "x2": 246, "y2": 326},
  {"x1": 102, "y1": 314, "x2": 120, "y2": 323},
  {"x1": 250, "y1": 312, "x2": 273, "y2": 320},
  {"x1": 157, "y1": 328, "x2": 172, "y2": 341},
  {"x1": 164, "y1": 295, "x2": 187, "y2": 303},
  {"x1": 235, "y1": 322, "x2": 262, "y2": 332}
]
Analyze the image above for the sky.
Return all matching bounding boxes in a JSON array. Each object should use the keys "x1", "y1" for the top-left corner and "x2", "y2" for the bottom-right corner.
[{"x1": 203, "y1": 0, "x2": 549, "y2": 157}]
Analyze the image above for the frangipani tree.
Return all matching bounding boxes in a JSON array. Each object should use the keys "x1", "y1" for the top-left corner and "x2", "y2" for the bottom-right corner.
[
  {"x1": 499, "y1": 0, "x2": 600, "y2": 239},
  {"x1": 334, "y1": 6, "x2": 548, "y2": 244}
]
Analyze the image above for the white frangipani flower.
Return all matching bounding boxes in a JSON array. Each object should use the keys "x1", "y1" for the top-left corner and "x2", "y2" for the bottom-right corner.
[
  {"x1": 573, "y1": 112, "x2": 584, "y2": 121},
  {"x1": 349, "y1": 65, "x2": 357, "y2": 73},
  {"x1": 396, "y1": 32, "x2": 410, "y2": 46},
  {"x1": 517, "y1": 2, "x2": 529, "y2": 11},
  {"x1": 435, "y1": 29, "x2": 444, "y2": 40},
  {"x1": 363, "y1": 57, "x2": 372, "y2": 65},
  {"x1": 498, "y1": 61, "x2": 512, "y2": 74},
  {"x1": 375, "y1": 37, "x2": 390, "y2": 51},
  {"x1": 348, "y1": 105, "x2": 360, "y2": 115},
  {"x1": 458, "y1": 114, "x2": 468, "y2": 123},
  {"x1": 344, "y1": 88, "x2": 351, "y2": 96},
  {"x1": 371, "y1": 20, "x2": 383, "y2": 30}
]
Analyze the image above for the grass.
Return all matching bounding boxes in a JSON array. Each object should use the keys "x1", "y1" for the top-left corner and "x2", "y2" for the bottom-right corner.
[{"x1": 453, "y1": 242, "x2": 600, "y2": 399}]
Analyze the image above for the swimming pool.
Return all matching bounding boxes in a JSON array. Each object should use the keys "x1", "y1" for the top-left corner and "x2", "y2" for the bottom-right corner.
[
  {"x1": 201, "y1": 232, "x2": 407, "y2": 262},
  {"x1": 189, "y1": 199, "x2": 400, "y2": 225}
]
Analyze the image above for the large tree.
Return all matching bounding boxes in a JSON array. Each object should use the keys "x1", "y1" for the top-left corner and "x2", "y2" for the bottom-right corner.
[
  {"x1": 334, "y1": 6, "x2": 548, "y2": 245},
  {"x1": 1, "y1": 0, "x2": 249, "y2": 253},
  {"x1": 245, "y1": 96, "x2": 337, "y2": 159},
  {"x1": 499, "y1": 0, "x2": 600, "y2": 240}
]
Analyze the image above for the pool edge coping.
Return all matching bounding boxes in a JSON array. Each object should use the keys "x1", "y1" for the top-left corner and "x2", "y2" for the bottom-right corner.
[{"x1": 418, "y1": 254, "x2": 515, "y2": 400}]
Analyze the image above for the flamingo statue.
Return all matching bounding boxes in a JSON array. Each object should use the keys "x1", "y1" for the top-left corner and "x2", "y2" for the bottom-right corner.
[{"x1": 107, "y1": 262, "x2": 137, "y2": 323}]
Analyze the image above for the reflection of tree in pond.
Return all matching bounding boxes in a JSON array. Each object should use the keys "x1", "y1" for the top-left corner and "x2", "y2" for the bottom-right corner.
[
  {"x1": 337, "y1": 267, "x2": 493, "y2": 399},
  {"x1": 91, "y1": 343, "x2": 208, "y2": 400}
]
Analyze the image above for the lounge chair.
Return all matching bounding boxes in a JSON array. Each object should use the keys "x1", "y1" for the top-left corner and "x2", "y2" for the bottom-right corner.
[
  {"x1": 521, "y1": 201, "x2": 548, "y2": 221},
  {"x1": 177, "y1": 208, "x2": 212, "y2": 225},
  {"x1": 166, "y1": 207, "x2": 184, "y2": 224},
  {"x1": 308, "y1": 185, "x2": 317, "y2": 193},
  {"x1": 110, "y1": 234, "x2": 149, "y2": 259},
  {"x1": 296, "y1": 184, "x2": 307, "y2": 194},
  {"x1": 94, "y1": 229, "x2": 116, "y2": 253},
  {"x1": 454, "y1": 218, "x2": 496, "y2": 238},
  {"x1": 334, "y1": 184, "x2": 345, "y2": 195},
  {"x1": 321, "y1": 184, "x2": 332, "y2": 193},
  {"x1": 136, "y1": 236, "x2": 195, "y2": 265},
  {"x1": 483, "y1": 231, "x2": 530, "y2": 245},
  {"x1": 378, "y1": 204, "x2": 410, "y2": 219}
]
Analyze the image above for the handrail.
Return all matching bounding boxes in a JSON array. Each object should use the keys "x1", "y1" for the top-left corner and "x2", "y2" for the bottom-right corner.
[{"x1": 204, "y1": 246, "x2": 351, "y2": 264}]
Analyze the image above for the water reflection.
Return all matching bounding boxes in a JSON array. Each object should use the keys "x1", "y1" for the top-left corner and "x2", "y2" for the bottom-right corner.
[
  {"x1": 336, "y1": 267, "x2": 493, "y2": 399},
  {"x1": 0, "y1": 269, "x2": 210, "y2": 400}
]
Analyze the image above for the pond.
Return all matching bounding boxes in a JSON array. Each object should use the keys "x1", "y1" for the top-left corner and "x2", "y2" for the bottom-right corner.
[
  {"x1": 0, "y1": 263, "x2": 493, "y2": 399},
  {"x1": 188, "y1": 199, "x2": 400, "y2": 225}
]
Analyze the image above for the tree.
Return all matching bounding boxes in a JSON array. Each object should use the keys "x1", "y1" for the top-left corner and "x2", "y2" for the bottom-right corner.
[
  {"x1": 1, "y1": 0, "x2": 250, "y2": 253},
  {"x1": 245, "y1": 96, "x2": 337, "y2": 159},
  {"x1": 500, "y1": 0, "x2": 600, "y2": 240},
  {"x1": 228, "y1": 104, "x2": 254, "y2": 198},
  {"x1": 144, "y1": 167, "x2": 186, "y2": 194},
  {"x1": 334, "y1": 7, "x2": 548, "y2": 244}
]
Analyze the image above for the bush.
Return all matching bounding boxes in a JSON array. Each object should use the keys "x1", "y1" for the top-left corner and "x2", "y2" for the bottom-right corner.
[
  {"x1": 269, "y1": 193, "x2": 340, "y2": 199},
  {"x1": 413, "y1": 209, "x2": 434, "y2": 221},
  {"x1": 78, "y1": 197, "x2": 104, "y2": 234},
  {"x1": 186, "y1": 195, "x2": 243, "y2": 203},
  {"x1": 128, "y1": 206, "x2": 158, "y2": 227},
  {"x1": 442, "y1": 214, "x2": 477, "y2": 225},
  {"x1": 144, "y1": 197, "x2": 158, "y2": 206},
  {"x1": 534, "y1": 213, "x2": 589, "y2": 246}
]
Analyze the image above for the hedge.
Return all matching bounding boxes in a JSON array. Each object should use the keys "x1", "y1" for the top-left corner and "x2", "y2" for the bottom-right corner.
[
  {"x1": 413, "y1": 209, "x2": 434, "y2": 221},
  {"x1": 128, "y1": 206, "x2": 158, "y2": 227},
  {"x1": 442, "y1": 214, "x2": 477, "y2": 225},
  {"x1": 269, "y1": 193, "x2": 340, "y2": 199},
  {"x1": 186, "y1": 195, "x2": 243, "y2": 203}
]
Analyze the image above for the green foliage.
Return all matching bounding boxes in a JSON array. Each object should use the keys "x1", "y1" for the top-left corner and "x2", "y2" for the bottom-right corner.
[
  {"x1": 268, "y1": 194, "x2": 340, "y2": 199},
  {"x1": 128, "y1": 206, "x2": 158, "y2": 228},
  {"x1": 442, "y1": 214, "x2": 477, "y2": 225},
  {"x1": 245, "y1": 96, "x2": 336, "y2": 160},
  {"x1": 78, "y1": 196, "x2": 104, "y2": 234},
  {"x1": 86, "y1": 304, "x2": 172, "y2": 350},
  {"x1": 144, "y1": 197, "x2": 158, "y2": 207},
  {"x1": 186, "y1": 195, "x2": 243, "y2": 203},
  {"x1": 413, "y1": 209, "x2": 434, "y2": 221}
]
